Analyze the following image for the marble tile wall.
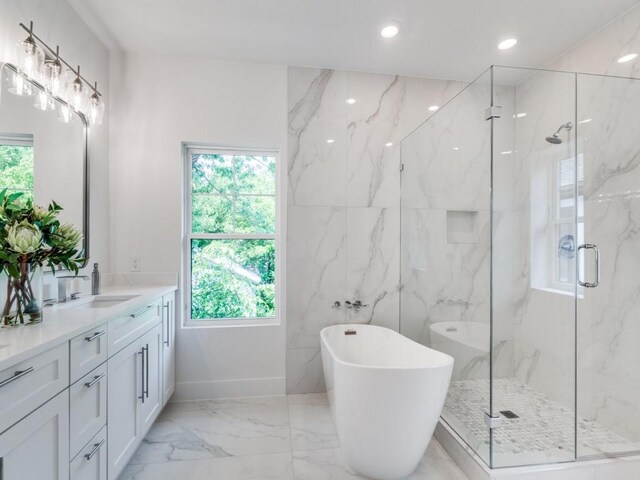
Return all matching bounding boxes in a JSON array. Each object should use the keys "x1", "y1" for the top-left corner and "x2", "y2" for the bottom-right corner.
[{"x1": 286, "y1": 66, "x2": 464, "y2": 393}]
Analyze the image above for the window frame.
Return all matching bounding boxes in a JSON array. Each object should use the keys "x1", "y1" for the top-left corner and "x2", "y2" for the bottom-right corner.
[
  {"x1": 182, "y1": 145, "x2": 281, "y2": 328},
  {"x1": 549, "y1": 153, "x2": 584, "y2": 293}
]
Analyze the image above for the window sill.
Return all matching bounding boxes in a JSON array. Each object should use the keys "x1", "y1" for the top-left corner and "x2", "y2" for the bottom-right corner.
[
  {"x1": 183, "y1": 317, "x2": 281, "y2": 329},
  {"x1": 532, "y1": 285, "x2": 584, "y2": 300}
]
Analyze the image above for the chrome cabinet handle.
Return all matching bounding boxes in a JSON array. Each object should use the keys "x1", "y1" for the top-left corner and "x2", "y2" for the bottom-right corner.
[
  {"x1": 84, "y1": 373, "x2": 105, "y2": 388},
  {"x1": 138, "y1": 348, "x2": 146, "y2": 403},
  {"x1": 130, "y1": 305, "x2": 153, "y2": 318},
  {"x1": 578, "y1": 243, "x2": 600, "y2": 288},
  {"x1": 84, "y1": 439, "x2": 105, "y2": 460},
  {"x1": 163, "y1": 302, "x2": 170, "y2": 347},
  {"x1": 145, "y1": 343, "x2": 149, "y2": 399},
  {"x1": 0, "y1": 367, "x2": 34, "y2": 388},
  {"x1": 84, "y1": 330, "x2": 105, "y2": 342}
]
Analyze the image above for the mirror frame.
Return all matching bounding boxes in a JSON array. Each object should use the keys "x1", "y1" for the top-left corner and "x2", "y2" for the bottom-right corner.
[{"x1": 1, "y1": 62, "x2": 90, "y2": 268}]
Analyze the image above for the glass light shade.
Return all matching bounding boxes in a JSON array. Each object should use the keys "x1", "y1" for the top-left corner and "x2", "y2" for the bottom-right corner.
[
  {"x1": 33, "y1": 90, "x2": 55, "y2": 111},
  {"x1": 6, "y1": 70, "x2": 33, "y2": 97},
  {"x1": 67, "y1": 75, "x2": 87, "y2": 112},
  {"x1": 88, "y1": 93, "x2": 105, "y2": 125},
  {"x1": 15, "y1": 40, "x2": 44, "y2": 79},
  {"x1": 42, "y1": 58, "x2": 63, "y2": 96},
  {"x1": 57, "y1": 102, "x2": 74, "y2": 123}
]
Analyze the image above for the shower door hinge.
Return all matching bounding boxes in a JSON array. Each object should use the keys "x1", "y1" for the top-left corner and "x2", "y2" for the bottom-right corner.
[
  {"x1": 484, "y1": 412, "x2": 503, "y2": 429},
  {"x1": 485, "y1": 106, "x2": 502, "y2": 120},
  {"x1": 400, "y1": 163, "x2": 405, "y2": 172}
]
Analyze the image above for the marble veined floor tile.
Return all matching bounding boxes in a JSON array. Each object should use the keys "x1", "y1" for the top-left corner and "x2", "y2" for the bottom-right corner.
[
  {"x1": 164, "y1": 395, "x2": 288, "y2": 415},
  {"x1": 120, "y1": 452, "x2": 294, "y2": 480},
  {"x1": 292, "y1": 441, "x2": 467, "y2": 479},
  {"x1": 130, "y1": 404, "x2": 292, "y2": 463},
  {"x1": 287, "y1": 393, "x2": 339, "y2": 451}
]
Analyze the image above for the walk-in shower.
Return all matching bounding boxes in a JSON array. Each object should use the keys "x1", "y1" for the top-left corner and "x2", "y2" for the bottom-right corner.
[{"x1": 399, "y1": 65, "x2": 640, "y2": 470}]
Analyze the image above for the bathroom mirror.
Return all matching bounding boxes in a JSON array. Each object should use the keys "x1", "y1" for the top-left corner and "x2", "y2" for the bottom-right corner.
[{"x1": 0, "y1": 62, "x2": 88, "y2": 266}]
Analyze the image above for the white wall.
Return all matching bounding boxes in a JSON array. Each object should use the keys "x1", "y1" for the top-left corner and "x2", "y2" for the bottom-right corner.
[
  {"x1": 0, "y1": 0, "x2": 111, "y2": 280},
  {"x1": 108, "y1": 52, "x2": 287, "y2": 400}
]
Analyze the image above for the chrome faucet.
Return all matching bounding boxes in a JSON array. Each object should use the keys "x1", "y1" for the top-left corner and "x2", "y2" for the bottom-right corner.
[{"x1": 56, "y1": 275, "x2": 89, "y2": 303}]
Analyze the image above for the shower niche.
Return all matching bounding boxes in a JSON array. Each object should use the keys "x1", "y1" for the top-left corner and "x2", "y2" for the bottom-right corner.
[{"x1": 400, "y1": 65, "x2": 640, "y2": 471}]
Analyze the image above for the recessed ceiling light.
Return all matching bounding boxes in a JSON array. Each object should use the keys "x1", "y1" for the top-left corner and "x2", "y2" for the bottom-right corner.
[
  {"x1": 346, "y1": 98, "x2": 356, "y2": 105},
  {"x1": 385, "y1": 142, "x2": 394, "y2": 147},
  {"x1": 326, "y1": 139, "x2": 335, "y2": 144},
  {"x1": 501, "y1": 150, "x2": 512, "y2": 155},
  {"x1": 579, "y1": 118, "x2": 593, "y2": 124},
  {"x1": 380, "y1": 24, "x2": 399, "y2": 39},
  {"x1": 428, "y1": 105, "x2": 439, "y2": 112},
  {"x1": 453, "y1": 147, "x2": 460, "y2": 151},
  {"x1": 617, "y1": 53, "x2": 638, "y2": 64},
  {"x1": 498, "y1": 38, "x2": 518, "y2": 50}
]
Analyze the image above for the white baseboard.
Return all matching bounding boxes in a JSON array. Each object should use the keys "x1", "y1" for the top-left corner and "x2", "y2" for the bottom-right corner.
[{"x1": 173, "y1": 377, "x2": 286, "y2": 401}]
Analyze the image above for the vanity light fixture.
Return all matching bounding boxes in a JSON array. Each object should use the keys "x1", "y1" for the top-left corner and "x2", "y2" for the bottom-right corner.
[
  {"x1": 346, "y1": 98, "x2": 356, "y2": 105},
  {"x1": 453, "y1": 147, "x2": 460, "y2": 151},
  {"x1": 5, "y1": 21, "x2": 105, "y2": 127},
  {"x1": 516, "y1": 112, "x2": 527, "y2": 118},
  {"x1": 617, "y1": 53, "x2": 638, "y2": 64},
  {"x1": 428, "y1": 105, "x2": 439, "y2": 112},
  {"x1": 498, "y1": 38, "x2": 518, "y2": 50},
  {"x1": 501, "y1": 150, "x2": 513, "y2": 155},
  {"x1": 385, "y1": 142, "x2": 394, "y2": 147},
  {"x1": 326, "y1": 139, "x2": 335, "y2": 144},
  {"x1": 380, "y1": 24, "x2": 399, "y2": 39}
]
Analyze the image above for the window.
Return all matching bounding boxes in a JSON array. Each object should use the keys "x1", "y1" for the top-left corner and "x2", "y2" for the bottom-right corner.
[
  {"x1": 184, "y1": 147, "x2": 279, "y2": 325},
  {"x1": 0, "y1": 135, "x2": 34, "y2": 199},
  {"x1": 551, "y1": 154, "x2": 584, "y2": 290}
]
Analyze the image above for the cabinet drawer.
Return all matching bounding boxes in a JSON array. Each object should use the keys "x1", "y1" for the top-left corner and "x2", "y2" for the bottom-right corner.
[
  {"x1": 0, "y1": 342, "x2": 69, "y2": 434},
  {"x1": 70, "y1": 363, "x2": 107, "y2": 458},
  {"x1": 70, "y1": 426, "x2": 107, "y2": 480},
  {"x1": 70, "y1": 323, "x2": 108, "y2": 383},
  {"x1": 108, "y1": 299, "x2": 162, "y2": 356}
]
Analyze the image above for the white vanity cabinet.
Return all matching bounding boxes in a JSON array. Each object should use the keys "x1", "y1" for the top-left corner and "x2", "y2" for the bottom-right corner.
[
  {"x1": 0, "y1": 287, "x2": 176, "y2": 480},
  {"x1": 0, "y1": 390, "x2": 70, "y2": 480},
  {"x1": 161, "y1": 292, "x2": 176, "y2": 405}
]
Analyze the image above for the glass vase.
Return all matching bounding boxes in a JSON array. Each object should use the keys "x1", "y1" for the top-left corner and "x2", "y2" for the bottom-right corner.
[{"x1": 1, "y1": 264, "x2": 43, "y2": 326}]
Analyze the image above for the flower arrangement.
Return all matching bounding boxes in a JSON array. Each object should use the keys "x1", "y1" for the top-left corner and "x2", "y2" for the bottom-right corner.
[{"x1": 0, "y1": 189, "x2": 83, "y2": 325}]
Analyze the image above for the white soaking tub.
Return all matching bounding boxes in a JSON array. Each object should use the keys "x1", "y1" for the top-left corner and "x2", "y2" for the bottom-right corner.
[{"x1": 320, "y1": 324, "x2": 454, "y2": 480}]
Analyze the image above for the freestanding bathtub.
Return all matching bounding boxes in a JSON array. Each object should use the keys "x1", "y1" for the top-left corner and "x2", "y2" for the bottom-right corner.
[{"x1": 320, "y1": 324, "x2": 454, "y2": 480}]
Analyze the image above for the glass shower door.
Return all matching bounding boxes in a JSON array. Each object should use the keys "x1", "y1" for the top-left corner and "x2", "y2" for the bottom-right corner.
[
  {"x1": 576, "y1": 73, "x2": 640, "y2": 458},
  {"x1": 490, "y1": 66, "x2": 578, "y2": 467}
]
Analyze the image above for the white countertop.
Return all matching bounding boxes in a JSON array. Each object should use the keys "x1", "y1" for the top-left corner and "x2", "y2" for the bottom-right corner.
[{"x1": 0, "y1": 285, "x2": 177, "y2": 371}]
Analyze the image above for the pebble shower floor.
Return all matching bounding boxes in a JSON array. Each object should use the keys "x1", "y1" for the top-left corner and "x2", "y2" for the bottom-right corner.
[{"x1": 443, "y1": 378, "x2": 639, "y2": 466}]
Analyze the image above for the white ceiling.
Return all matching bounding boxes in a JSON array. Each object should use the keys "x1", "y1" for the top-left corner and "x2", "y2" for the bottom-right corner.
[{"x1": 69, "y1": 0, "x2": 640, "y2": 81}]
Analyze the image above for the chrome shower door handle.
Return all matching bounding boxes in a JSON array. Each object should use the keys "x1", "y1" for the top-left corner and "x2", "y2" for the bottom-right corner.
[{"x1": 578, "y1": 243, "x2": 600, "y2": 288}]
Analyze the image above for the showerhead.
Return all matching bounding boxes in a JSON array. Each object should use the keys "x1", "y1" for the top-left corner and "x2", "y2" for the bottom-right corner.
[
  {"x1": 545, "y1": 133, "x2": 563, "y2": 144},
  {"x1": 545, "y1": 121, "x2": 573, "y2": 144}
]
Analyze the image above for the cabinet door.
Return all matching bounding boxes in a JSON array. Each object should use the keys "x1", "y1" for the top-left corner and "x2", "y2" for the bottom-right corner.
[
  {"x1": 161, "y1": 292, "x2": 176, "y2": 405},
  {"x1": 0, "y1": 390, "x2": 69, "y2": 480},
  {"x1": 139, "y1": 323, "x2": 163, "y2": 433},
  {"x1": 107, "y1": 338, "x2": 143, "y2": 480}
]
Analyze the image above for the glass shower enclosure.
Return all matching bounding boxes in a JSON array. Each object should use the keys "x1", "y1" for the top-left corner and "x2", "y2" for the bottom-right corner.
[{"x1": 399, "y1": 65, "x2": 640, "y2": 468}]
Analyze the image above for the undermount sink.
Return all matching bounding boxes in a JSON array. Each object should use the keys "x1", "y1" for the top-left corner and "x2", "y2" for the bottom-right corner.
[{"x1": 70, "y1": 295, "x2": 140, "y2": 309}]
